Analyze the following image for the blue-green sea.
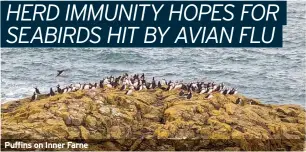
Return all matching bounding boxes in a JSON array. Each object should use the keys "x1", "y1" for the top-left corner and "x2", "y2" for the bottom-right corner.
[{"x1": 1, "y1": 2, "x2": 305, "y2": 107}]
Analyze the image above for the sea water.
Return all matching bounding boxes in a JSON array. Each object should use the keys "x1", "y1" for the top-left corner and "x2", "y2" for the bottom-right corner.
[{"x1": 1, "y1": 2, "x2": 305, "y2": 107}]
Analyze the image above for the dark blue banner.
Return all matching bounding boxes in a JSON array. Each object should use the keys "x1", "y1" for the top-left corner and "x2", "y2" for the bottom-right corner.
[{"x1": 1, "y1": 1, "x2": 287, "y2": 47}]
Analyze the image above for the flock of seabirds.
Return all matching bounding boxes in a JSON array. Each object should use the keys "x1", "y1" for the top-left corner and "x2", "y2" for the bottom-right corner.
[{"x1": 31, "y1": 71, "x2": 243, "y2": 104}]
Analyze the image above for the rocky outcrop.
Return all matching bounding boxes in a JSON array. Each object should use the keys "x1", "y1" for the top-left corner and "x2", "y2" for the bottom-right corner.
[{"x1": 1, "y1": 88, "x2": 305, "y2": 151}]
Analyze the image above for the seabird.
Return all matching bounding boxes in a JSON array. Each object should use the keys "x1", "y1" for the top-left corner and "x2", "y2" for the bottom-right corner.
[
  {"x1": 125, "y1": 89, "x2": 133, "y2": 95},
  {"x1": 140, "y1": 73, "x2": 145, "y2": 80},
  {"x1": 161, "y1": 79, "x2": 167, "y2": 86},
  {"x1": 236, "y1": 98, "x2": 242, "y2": 105},
  {"x1": 229, "y1": 88, "x2": 238, "y2": 95},
  {"x1": 205, "y1": 94, "x2": 213, "y2": 99},
  {"x1": 181, "y1": 84, "x2": 188, "y2": 90},
  {"x1": 222, "y1": 88, "x2": 229, "y2": 95},
  {"x1": 88, "y1": 83, "x2": 93, "y2": 89},
  {"x1": 166, "y1": 84, "x2": 171, "y2": 91},
  {"x1": 146, "y1": 83, "x2": 152, "y2": 89},
  {"x1": 141, "y1": 84, "x2": 147, "y2": 90},
  {"x1": 83, "y1": 84, "x2": 90, "y2": 90},
  {"x1": 99, "y1": 80, "x2": 104, "y2": 88},
  {"x1": 174, "y1": 83, "x2": 183, "y2": 90},
  {"x1": 220, "y1": 83, "x2": 225, "y2": 89},
  {"x1": 133, "y1": 79, "x2": 140, "y2": 88},
  {"x1": 138, "y1": 84, "x2": 143, "y2": 91},
  {"x1": 115, "y1": 76, "x2": 121, "y2": 84},
  {"x1": 191, "y1": 83, "x2": 197, "y2": 88},
  {"x1": 152, "y1": 77, "x2": 156, "y2": 89},
  {"x1": 199, "y1": 88, "x2": 207, "y2": 94},
  {"x1": 120, "y1": 84, "x2": 126, "y2": 91},
  {"x1": 215, "y1": 84, "x2": 222, "y2": 92},
  {"x1": 49, "y1": 88, "x2": 55, "y2": 96},
  {"x1": 111, "y1": 81, "x2": 119, "y2": 88},
  {"x1": 168, "y1": 83, "x2": 175, "y2": 91},
  {"x1": 91, "y1": 83, "x2": 97, "y2": 89},
  {"x1": 212, "y1": 84, "x2": 218, "y2": 91},
  {"x1": 71, "y1": 86, "x2": 76, "y2": 92},
  {"x1": 103, "y1": 78, "x2": 110, "y2": 84},
  {"x1": 31, "y1": 92, "x2": 37, "y2": 101},
  {"x1": 186, "y1": 91, "x2": 192, "y2": 99},
  {"x1": 158, "y1": 81, "x2": 162, "y2": 88},
  {"x1": 106, "y1": 83, "x2": 112, "y2": 88},
  {"x1": 63, "y1": 87, "x2": 68, "y2": 93},
  {"x1": 57, "y1": 85, "x2": 63, "y2": 94},
  {"x1": 206, "y1": 88, "x2": 213, "y2": 94},
  {"x1": 179, "y1": 90, "x2": 184, "y2": 96},
  {"x1": 34, "y1": 87, "x2": 41, "y2": 94},
  {"x1": 56, "y1": 70, "x2": 66, "y2": 77},
  {"x1": 190, "y1": 83, "x2": 196, "y2": 92},
  {"x1": 75, "y1": 83, "x2": 81, "y2": 90},
  {"x1": 110, "y1": 76, "x2": 115, "y2": 83}
]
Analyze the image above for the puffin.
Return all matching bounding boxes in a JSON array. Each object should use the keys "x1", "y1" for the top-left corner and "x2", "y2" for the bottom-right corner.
[
  {"x1": 179, "y1": 90, "x2": 184, "y2": 96},
  {"x1": 34, "y1": 87, "x2": 41, "y2": 94},
  {"x1": 31, "y1": 92, "x2": 37, "y2": 101},
  {"x1": 125, "y1": 89, "x2": 133, "y2": 95},
  {"x1": 236, "y1": 98, "x2": 242, "y2": 105},
  {"x1": 49, "y1": 88, "x2": 55, "y2": 96},
  {"x1": 205, "y1": 94, "x2": 213, "y2": 99},
  {"x1": 120, "y1": 84, "x2": 126, "y2": 91},
  {"x1": 56, "y1": 70, "x2": 66, "y2": 77},
  {"x1": 186, "y1": 91, "x2": 192, "y2": 99}
]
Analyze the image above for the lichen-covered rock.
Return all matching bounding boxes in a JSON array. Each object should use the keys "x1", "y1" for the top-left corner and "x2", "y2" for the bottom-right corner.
[
  {"x1": 80, "y1": 126, "x2": 90, "y2": 140},
  {"x1": 1, "y1": 88, "x2": 305, "y2": 151}
]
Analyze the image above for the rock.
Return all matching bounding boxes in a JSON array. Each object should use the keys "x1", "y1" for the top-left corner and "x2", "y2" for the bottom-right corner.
[
  {"x1": 85, "y1": 115, "x2": 97, "y2": 128},
  {"x1": 1, "y1": 88, "x2": 305, "y2": 151},
  {"x1": 64, "y1": 116, "x2": 72, "y2": 125},
  {"x1": 67, "y1": 127, "x2": 80, "y2": 139},
  {"x1": 80, "y1": 126, "x2": 90, "y2": 140},
  {"x1": 71, "y1": 116, "x2": 83, "y2": 126},
  {"x1": 44, "y1": 103, "x2": 50, "y2": 108},
  {"x1": 99, "y1": 107, "x2": 111, "y2": 114},
  {"x1": 224, "y1": 103, "x2": 235, "y2": 115},
  {"x1": 154, "y1": 129, "x2": 170, "y2": 139},
  {"x1": 111, "y1": 108, "x2": 122, "y2": 116},
  {"x1": 109, "y1": 126, "x2": 122, "y2": 139}
]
